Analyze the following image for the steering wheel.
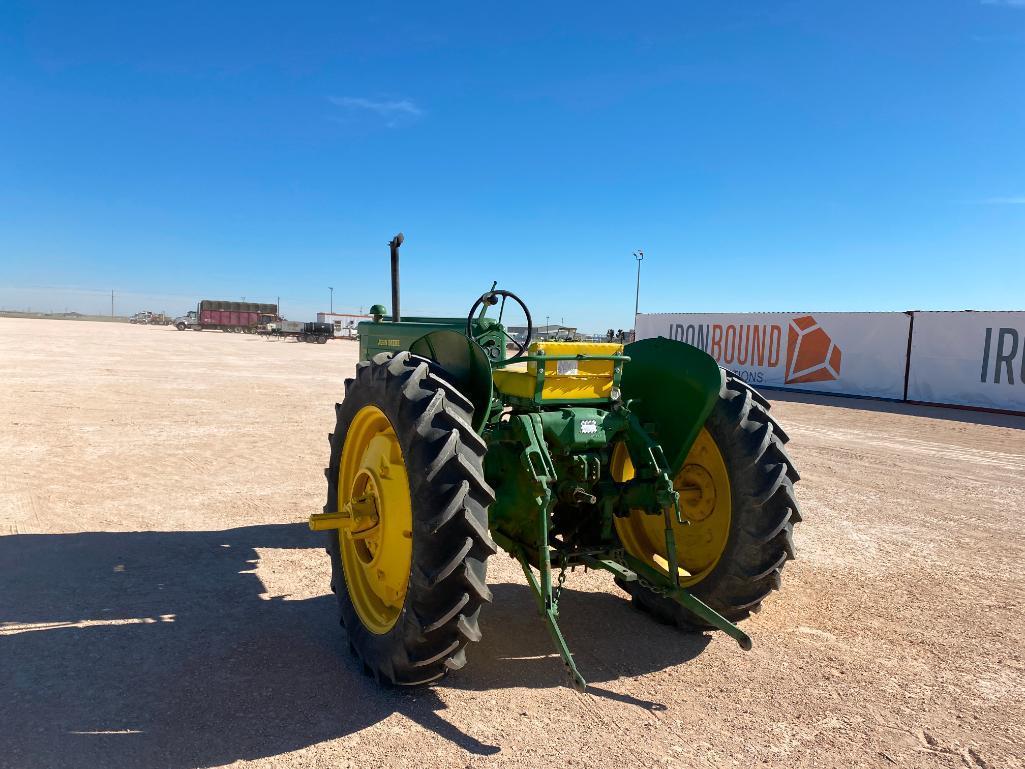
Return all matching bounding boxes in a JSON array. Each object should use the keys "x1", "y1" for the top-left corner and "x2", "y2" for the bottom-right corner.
[{"x1": 465, "y1": 289, "x2": 533, "y2": 361}]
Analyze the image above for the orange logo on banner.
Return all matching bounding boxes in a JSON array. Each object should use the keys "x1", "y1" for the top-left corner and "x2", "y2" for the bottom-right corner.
[{"x1": 785, "y1": 316, "x2": 842, "y2": 384}]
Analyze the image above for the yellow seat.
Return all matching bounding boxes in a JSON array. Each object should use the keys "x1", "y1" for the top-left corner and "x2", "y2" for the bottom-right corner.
[{"x1": 492, "y1": 341, "x2": 624, "y2": 402}]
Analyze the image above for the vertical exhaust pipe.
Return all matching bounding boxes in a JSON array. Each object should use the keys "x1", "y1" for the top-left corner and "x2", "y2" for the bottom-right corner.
[{"x1": 389, "y1": 232, "x2": 404, "y2": 322}]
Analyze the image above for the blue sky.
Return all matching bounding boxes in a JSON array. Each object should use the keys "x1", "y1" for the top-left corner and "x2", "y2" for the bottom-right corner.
[{"x1": 2, "y1": 1, "x2": 1023, "y2": 330}]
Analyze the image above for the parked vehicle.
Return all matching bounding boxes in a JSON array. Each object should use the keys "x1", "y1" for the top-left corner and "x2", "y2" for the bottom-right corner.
[
  {"x1": 309, "y1": 233, "x2": 801, "y2": 690},
  {"x1": 174, "y1": 311, "x2": 198, "y2": 331},
  {"x1": 129, "y1": 311, "x2": 174, "y2": 326},
  {"x1": 174, "y1": 300, "x2": 278, "y2": 333},
  {"x1": 266, "y1": 319, "x2": 304, "y2": 334},
  {"x1": 316, "y1": 313, "x2": 367, "y2": 340},
  {"x1": 330, "y1": 319, "x2": 359, "y2": 340},
  {"x1": 262, "y1": 320, "x2": 332, "y2": 344},
  {"x1": 300, "y1": 322, "x2": 333, "y2": 344}
]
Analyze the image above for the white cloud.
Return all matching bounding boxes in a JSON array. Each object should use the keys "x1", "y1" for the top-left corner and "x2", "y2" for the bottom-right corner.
[{"x1": 328, "y1": 96, "x2": 423, "y2": 123}]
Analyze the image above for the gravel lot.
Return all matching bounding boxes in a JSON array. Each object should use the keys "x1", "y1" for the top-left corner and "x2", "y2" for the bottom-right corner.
[{"x1": 2, "y1": 317, "x2": 1023, "y2": 769}]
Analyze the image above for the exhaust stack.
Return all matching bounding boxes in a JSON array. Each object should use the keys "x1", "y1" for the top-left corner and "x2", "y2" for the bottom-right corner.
[{"x1": 389, "y1": 233, "x2": 404, "y2": 322}]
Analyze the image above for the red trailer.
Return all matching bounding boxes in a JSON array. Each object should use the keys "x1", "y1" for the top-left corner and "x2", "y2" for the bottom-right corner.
[{"x1": 192, "y1": 300, "x2": 278, "y2": 333}]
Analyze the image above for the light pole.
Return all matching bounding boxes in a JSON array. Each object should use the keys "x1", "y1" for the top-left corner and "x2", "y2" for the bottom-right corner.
[
  {"x1": 546, "y1": 314, "x2": 550, "y2": 340},
  {"x1": 633, "y1": 250, "x2": 644, "y2": 318},
  {"x1": 329, "y1": 287, "x2": 334, "y2": 314}
]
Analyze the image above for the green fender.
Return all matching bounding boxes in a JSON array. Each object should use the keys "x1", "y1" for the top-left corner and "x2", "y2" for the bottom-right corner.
[
  {"x1": 409, "y1": 329, "x2": 494, "y2": 431},
  {"x1": 621, "y1": 337, "x2": 725, "y2": 474}
]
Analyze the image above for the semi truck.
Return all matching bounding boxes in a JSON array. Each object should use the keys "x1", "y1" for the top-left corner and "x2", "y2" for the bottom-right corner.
[{"x1": 174, "y1": 300, "x2": 279, "y2": 333}]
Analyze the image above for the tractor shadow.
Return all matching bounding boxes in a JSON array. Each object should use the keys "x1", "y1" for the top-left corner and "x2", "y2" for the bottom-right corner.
[
  {"x1": 460, "y1": 581, "x2": 709, "y2": 707},
  {"x1": 0, "y1": 523, "x2": 708, "y2": 769}
]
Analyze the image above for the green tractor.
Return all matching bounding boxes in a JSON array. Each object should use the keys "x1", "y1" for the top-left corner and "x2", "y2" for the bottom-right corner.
[{"x1": 310, "y1": 234, "x2": 801, "y2": 689}]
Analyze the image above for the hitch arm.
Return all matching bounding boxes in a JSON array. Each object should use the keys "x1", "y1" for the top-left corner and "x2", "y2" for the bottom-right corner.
[
  {"x1": 622, "y1": 553, "x2": 753, "y2": 650},
  {"x1": 494, "y1": 414, "x2": 588, "y2": 691}
]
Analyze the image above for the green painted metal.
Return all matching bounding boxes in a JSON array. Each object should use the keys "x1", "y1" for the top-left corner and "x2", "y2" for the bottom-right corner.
[
  {"x1": 512, "y1": 543, "x2": 587, "y2": 691},
  {"x1": 486, "y1": 411, "x2": 588, "y2": 689},
  {"x1": 621, "y1": 337, "x2": 723, "y2": 474},
  {"x1": 579, "y1": 554, "x2": 636, "y2": 582},
  {"x1": 579, "y1": 551, "x2": 752, "y2": 650},
  {"x1": 486, "y1": 413, "x2": 558, "y2": 547},
  {"x1": 358, "y1": 316, "x2": 507, "y2": 362},
  {"x1": 620, "y1": 552, "x2": 752, "y2": 650},
  {"x1": 535, "y1": 407, "x2": 615, "y2": 452},
  {"x1": 352, "y1": 289, "x2": 745, "y2": 689},
  {"x1": 409, "y1": 330, "x2": 495, "y2": 431}
]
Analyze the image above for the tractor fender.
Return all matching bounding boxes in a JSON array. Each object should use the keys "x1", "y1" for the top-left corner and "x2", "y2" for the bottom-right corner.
[
  {"x1": 409, "y1": 329, "x2": 494, "y2": 432},
  {"x1": 621, "y1": 337, "x2": 725, "y2": 474}
]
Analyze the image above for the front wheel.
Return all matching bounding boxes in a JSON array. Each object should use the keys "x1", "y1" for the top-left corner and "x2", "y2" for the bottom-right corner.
[
  {"x1": 324, "y1": 352, "x2": 496, "y2": 684},
  {"x1": 614, "y1": 371, "x2": 801, "y2": 627}
]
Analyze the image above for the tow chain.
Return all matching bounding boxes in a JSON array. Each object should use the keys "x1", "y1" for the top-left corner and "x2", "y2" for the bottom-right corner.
[
  {"x1": 638, "y1": 576, "x2": 673, "y2": 599},
  {"x1": 553, "y1": 553, "x2": 568, "y2": 610}
]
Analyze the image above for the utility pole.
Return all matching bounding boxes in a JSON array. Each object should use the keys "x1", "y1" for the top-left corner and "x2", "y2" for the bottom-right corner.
[
  {"x1": 633, "y1": 250, "x2": 644, "y2": 318},
  {"x1": 329, "y1": 287, "x2": 334, "y2": 314},
  {"x1": 111, "y1": 289, "x2": 114, "y2": 319}
]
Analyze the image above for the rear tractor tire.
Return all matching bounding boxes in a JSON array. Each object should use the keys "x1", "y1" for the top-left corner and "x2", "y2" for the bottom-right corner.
[
  {"x1": 615, "y1": 371, "x2": 801, "y2": 629},
  {"x1": 324, "y1": 351, "x2": 496, "y2": 685}
]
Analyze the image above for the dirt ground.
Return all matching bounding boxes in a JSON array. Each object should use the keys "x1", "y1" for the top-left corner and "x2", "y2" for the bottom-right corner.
[{"x1": 2, "y1": 317, "x2": 1023, "y2": 769}]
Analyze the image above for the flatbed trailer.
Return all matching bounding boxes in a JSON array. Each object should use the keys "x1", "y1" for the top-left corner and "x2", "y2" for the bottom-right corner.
[{"x1": 260, "y1": 321, "x2": 333, "y2": 344}]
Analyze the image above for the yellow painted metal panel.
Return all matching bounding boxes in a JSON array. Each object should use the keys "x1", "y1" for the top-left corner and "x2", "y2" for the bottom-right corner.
[{"x1": 493, "y1": 341, "x2": 624, "y2": 401}]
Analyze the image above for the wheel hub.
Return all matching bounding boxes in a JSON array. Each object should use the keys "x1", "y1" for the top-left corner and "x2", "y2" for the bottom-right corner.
[
  {"x1": 612, "y1": 427, "x2": 732, "y2": 586},
  {"x1": 337, "y1": 406, "x2": 413, "y2": 634},
  {"x1": 677, "y1": 464, "x2": 716, "y2": 522}
]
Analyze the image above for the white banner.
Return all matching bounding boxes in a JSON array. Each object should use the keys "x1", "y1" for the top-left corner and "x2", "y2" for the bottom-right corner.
[
  {"x1": 635, "y1": 312, "x2": 911, "y2": 399},
  {"x1": 907, "y1": 312, "x2": 1025, "y2": 413}
]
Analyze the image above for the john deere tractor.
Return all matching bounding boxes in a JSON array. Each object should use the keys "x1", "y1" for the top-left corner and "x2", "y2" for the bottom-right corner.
[{"x1": 310, "y1": 234, "x2": 801, "y2": 689}]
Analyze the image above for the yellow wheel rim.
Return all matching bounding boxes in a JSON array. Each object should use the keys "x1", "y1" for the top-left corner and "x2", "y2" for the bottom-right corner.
[
  {"x1": 337, "y1": 405, "x2": 413, "y2": 634},
  {"x1": 611, "y1": 428, "x2": 732, "y2": 587}
]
